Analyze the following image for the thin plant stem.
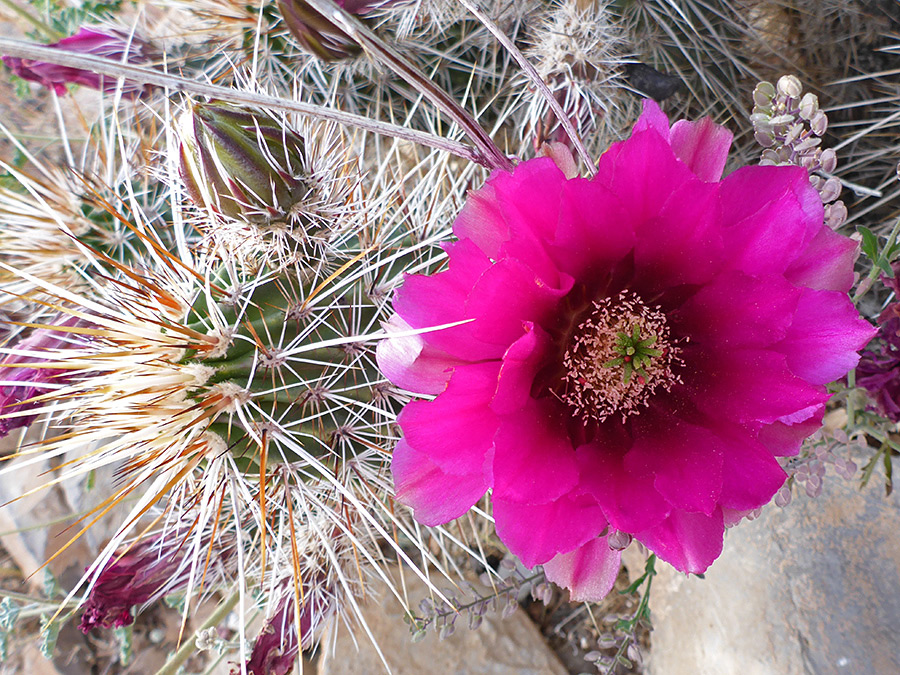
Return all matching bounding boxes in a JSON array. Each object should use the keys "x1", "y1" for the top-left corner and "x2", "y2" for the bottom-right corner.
[
  {"x1": 154, "y1": 589, "x2": 241, "y2": 675},
  {"x1": 301, "y1": 0, "x2": 514, "y2": 172},
  {"x1": 0, "y1": 0, "x2": 62, "y2": 41},
  {"x1": 0, "y1": 38, "x2": 490, "y2": 167},
  {"x1": 456, "y1": 0, "x2": 596, "y2": 175}
]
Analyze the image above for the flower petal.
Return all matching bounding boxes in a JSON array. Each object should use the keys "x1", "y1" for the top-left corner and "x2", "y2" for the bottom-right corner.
[
  {"x1": 398, "y1": 362, "x2": 500, "y2": 475},
  {"x1": 719, "y1": 165, "x2": 823, "y2": 277},
  {"x1": 575, "y1": 434, "x2": 672, "y2": 534},
  {"x1": 776, "y1": 288, "x2": 876, "y2": 385},
  {"x1": 493, "y1": 492, "x2": 607, "y2": 567},
  {"x1": 492, "y1": 399, "x2": 579, "y2": 504},
  {"x1": 491, "y1": 323, "x2": 552, "y2": 415},
  {"x1": 627, "y1": 413, "x2": 724, "y2": 515},
  {"x1": 669, "y1": 116, "x2": 733, "y2": 182},
  {"x1": 758, "y1": 409, "x2": 824, "y2": 458},
  {"x1": 393, "y1": 238, "x2": 501, "y2": 360},
  {"x1": 682, "y1": 348, "x2": 829, "y2": 425},
  {"x1": 392, "y1": 439, "x2": 488, "y2": 526},
  {"x1": 543, "y1": 537, "x2": 623, "y2": 602},
  {"x1": 636, "y1": 507, "x2": 725, "y2": 574},
  {"x1": 715, "y1": 428, "x2": 787, "y2": 510},
  {"x1": 465, "y1": 257, "x2": 572, "y2": 348},
  {"x1": 785, "y1": 224, "x2": 859, "y2": 292},
  {"x1": 550, "y1": 177, "x2": 636, "y2": 279},
  {"x1": 673, "y1": 271, "x2": 800, "y2": 350},
  {"x1": 376, "y1": 315, "x2": 464, "y2": 395}
]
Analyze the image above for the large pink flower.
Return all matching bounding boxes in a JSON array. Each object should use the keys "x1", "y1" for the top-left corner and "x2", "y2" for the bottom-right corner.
[{"x1": 377, "y1": 100, "x2": 875, "y2": 601}]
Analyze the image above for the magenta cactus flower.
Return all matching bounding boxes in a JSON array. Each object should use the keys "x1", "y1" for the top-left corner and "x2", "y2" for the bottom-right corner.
[
  {"x1": 377, "y1": 100, "x2": 875, "y2": 601},
  {"x1": 2, "y1": 26, "x2": 152, "y2": 96}
]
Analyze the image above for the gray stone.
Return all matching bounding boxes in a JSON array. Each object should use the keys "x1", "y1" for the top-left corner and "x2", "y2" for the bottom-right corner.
[
  {"x1": 318, "y1": 568, "x2": 568, "y2": 675},
  {"x1": 648, "y1": 474, "x2": 900, "y2": 675}
]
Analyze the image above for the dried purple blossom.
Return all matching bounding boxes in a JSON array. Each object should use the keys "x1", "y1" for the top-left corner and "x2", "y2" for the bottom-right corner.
[
  {"x1": 242, "y1": 584, "x2": 325, "y2": 675},
  {"x1": 0, "y1": 317, "x2": 83, "y2": 438},
  {"x1": 79, "y1": 531, "x2": 218, "y2": 633},
  {"x1": 2, "y1": 26, "x2": 153, "y2": 97},
  {"x1": 857, "y1": 264, "x2": 900, "y2": 421}
]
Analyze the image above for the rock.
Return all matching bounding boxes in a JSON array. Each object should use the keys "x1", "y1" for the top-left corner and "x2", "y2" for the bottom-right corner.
[
  {"x1": 318, "y1": 568, "x2": 568, "y2": 675},
  {"x1": 648, "y1": 475, "x2": 900, "y2": 675}
]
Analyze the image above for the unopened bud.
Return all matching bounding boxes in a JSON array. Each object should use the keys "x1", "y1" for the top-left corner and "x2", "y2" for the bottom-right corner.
[
  {"x1": 277, "y1": 0, "x2": 400, "y2": 61},
  {"x1": 179, "y1": 102, "x2": 310, "y2": 223}
]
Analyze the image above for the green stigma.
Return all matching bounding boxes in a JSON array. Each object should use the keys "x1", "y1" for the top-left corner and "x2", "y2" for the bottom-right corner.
[{"x1": 602, "y1": 324, "x2": 663, "y2": 385}]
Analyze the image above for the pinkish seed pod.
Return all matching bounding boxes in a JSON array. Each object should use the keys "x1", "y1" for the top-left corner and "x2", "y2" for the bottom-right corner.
[
  {"x1": 824, "y1": 201, "x2": 848, "y2": 229},
  {"x1": 820, "y1": 148, "x2": 838, "y2": 174},
  {"x1": 810, "y1": 110, "x2": 828, "y2": 136},
  {"x1": 776, "y1": 74, "x2": 802, "y2": 99},
  {"x1": 798, "y1": 92, "x2": 818, "y2": 120},
  {"x1": 753, "y1": 81, "x2": 776, "y2": 107},
  {"x1": 819, "y1": 177, "x2": 842, "y2": 203}
]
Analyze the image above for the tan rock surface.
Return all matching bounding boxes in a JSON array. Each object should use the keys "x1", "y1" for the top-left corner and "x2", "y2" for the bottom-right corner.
[
  {"x1": 648, "y1": 476, "x2": 900, "y2": 675},
  {"x1": 318, "y1": 569, "x2": 568, "y2": 675}
]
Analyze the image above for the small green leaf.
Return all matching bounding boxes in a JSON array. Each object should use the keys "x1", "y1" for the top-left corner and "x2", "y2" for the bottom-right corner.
[
  {"x1": 857, "y1": 226, "x2": 878, "y2": 261},
  {"x1": 39, "y1": 614, "x2": 61, "y2": 659},
  {"x1": 114, "y1": 624, "x2": 133, "y2": 666},
  {"x1": 0, "y1": 598, "x2": 19, "y2": 632}
]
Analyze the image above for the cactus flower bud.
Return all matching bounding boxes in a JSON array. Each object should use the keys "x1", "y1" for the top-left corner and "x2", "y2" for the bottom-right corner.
[
  {"x1": 276, "y1": 0, "x2": 399, "y2": 61},
  {"x1": 179, "y1": 102, "x2": 311, "y2": 223}
]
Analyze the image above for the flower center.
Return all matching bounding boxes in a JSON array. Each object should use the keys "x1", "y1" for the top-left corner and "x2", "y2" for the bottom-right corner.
[{"x1": 561, "y1": 291, "x2": 682, "y2": 422}]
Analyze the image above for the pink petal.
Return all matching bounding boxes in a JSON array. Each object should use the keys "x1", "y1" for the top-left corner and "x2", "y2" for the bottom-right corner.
[
  {"x1": 457, "y1": 159, "x2": 566, "y2": 285},
  {"x1": 465, "y1": 257, "x2": 572, "y2": 348},
  {"x1": 491, "y1": 323, "x2": 552, "y2": 415},
  {"x1": 550, "y1": 177, "x2": 636, "y2": 279},
  {"x1": 393, "y1": 238, "x2": 501, "y2": 360},
  {"x1": 776, "y1": 288, "x2": 876, "y2": 384},
  {"x1": 719, "y1": 165, "x2": 823, "y2": 277},
  {"x1": 491, "y1": 399, "x2": 579, "y2": 504},
  {"x1": 715, "y1": 428, "x2": 787, "y2": 510},
  {"x1": 669, "y1": 116, "x2": 733, "y2": 182},
  {"x1": 543, "y1": 537, "x2": 623, "y2": 602},
  {"x1": 392, "y1": 440, "x2": 488, "y2": 526},
  {"x1": 376, "y1": 315, "x2": 464, "y2": 395},
  {"x1": 627, "y1": 413, "x2": 724, "y2": 515},
  {"x1": 682, "y1": 347, "x2": 829, "y2": 425},
  {"x1": 636, "y1": 507, "x2": 725, "y2": 574},
  {"x1": 785, "y1": 224, "x2": 859, "y2": 292},
  {"x1": 575, "y1": 434, "x2": 672, "y2": 534},
  {"x1": 452, "y1": 182, "x2": 508, "y2": 259},
  {"x1": 493, "y1": 492, "x2": 608, "y2": 567},
  {"x1": 757, "y1": 409, "x2": 824, "y2": 457},
  {"x1": 398, "y1": 362, "x2": 500, "y2": 476},
  {"x1": 632, "y1": 98, "x2": 670, "y2": 137},
  {"x1": 672, "y1": 271, "x2": 800, "y2": 350},
  {"x1": 596, "y1": 128, "x2": 724, "y2": 292}
]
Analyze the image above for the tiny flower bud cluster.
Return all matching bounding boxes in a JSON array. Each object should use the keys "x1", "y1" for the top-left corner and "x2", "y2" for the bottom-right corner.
[
  {"x1": 751, "y1": 75, "x2": 847, "y2": 228},
  {"x1": 777, "y1": 428, "x2": 860, "y2": 505}
]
